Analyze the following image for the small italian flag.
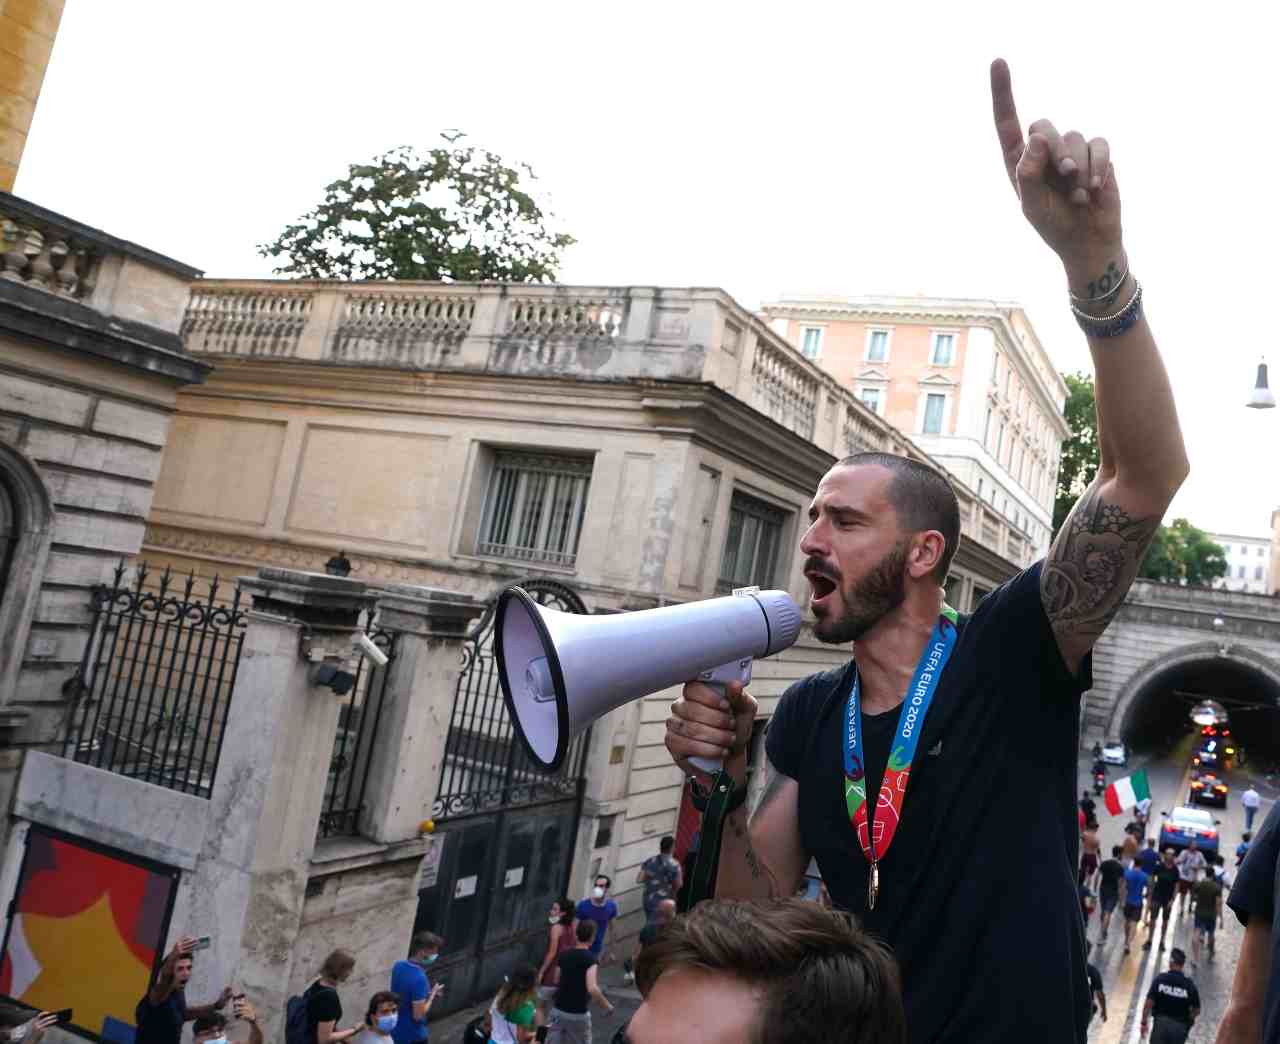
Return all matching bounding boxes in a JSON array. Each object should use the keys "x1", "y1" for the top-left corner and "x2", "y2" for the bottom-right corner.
[{"x1": 1104, "y1": 769, "x2": 1151, "y2": 816}]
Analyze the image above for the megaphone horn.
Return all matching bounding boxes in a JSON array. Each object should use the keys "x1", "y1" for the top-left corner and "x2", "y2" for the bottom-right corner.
[{"x1": 495, "y1": 586, "x2": 802, "y2": 774}]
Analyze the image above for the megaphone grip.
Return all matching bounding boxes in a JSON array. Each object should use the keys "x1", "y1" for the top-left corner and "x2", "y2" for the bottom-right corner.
[{"x1": 688, "y1": 656, "x2": 755, "y2": 775}]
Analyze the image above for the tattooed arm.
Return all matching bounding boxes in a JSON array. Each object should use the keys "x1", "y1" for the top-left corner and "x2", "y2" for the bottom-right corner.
[
  {"x1": 990, "y1": 61, "x2": 1188, "y2": 674},
  {"x1": 715, "y1": 753, "x2": 808, "y2": 900}
]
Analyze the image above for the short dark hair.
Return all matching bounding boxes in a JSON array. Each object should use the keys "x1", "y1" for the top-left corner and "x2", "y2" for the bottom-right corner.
[
  {"x1": 1112, "y1": 845, "x2": 1123, "y2": 857},
  {"x1": 659, "y1": 836, "x2": 675, "y2": 854},
  {"x1": 595, "y1": 874, "x2": 611, "y2": 889},
  {"x1": 837, "y1": 453, "x2": 960, "y2": 581},
  {"x1": 411, "y1": 931, "x2": 443, "y2": 954},
  {"x1": 192, "y1": 1014, "x2": 227, "y2": 1036},
  {"x1": 1169, "y1": 947, "x2": 1187, "y2": 965},
  {"x1": 366, "y1": 991, "x2": 400, "y2": 1022},
  {"x1": 576, "y1": 920, "x2": 598, "y2": 944},
  {"x1": 1242, "y1": 832, "x2": 1252, "y2": 842},
  {"x1": 636, "y1": 899, "x2": 906, "y2": 1044}
]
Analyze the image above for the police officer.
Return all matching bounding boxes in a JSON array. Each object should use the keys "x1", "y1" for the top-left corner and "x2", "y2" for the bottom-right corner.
[{"x1": 1140, "y1": 948, "x2": 1200, "y2": 1043}]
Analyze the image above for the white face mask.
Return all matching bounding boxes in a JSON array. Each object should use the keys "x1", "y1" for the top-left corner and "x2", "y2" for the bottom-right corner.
[
  {"x1": 548, "y1": 915, "x2": 560, "y2": 924},
  {"x1": 205, "y1": 1037, "x2": 228, "y2": 1044},
  {"x1": 9, "y1": 1023, "x2": 29, "y2": 1042},
  {"x1": 592, "y1": 886, "x2": 606, "y2": 900}
]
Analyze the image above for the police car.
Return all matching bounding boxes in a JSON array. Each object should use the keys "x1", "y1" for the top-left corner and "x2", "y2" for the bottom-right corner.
[{"x1": 1158, "y1": 805, "x2": 1221, "y2": 855}]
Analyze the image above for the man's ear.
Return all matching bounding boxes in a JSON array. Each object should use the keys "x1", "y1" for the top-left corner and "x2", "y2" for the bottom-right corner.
[{"x1": 908, "y1": 531, "x2": 947, "y2": 579}]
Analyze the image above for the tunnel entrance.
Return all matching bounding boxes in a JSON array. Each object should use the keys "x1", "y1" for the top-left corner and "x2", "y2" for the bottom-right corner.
[{"x1": 1116, "y1": 650, "x2": 1280, "y2": 765}]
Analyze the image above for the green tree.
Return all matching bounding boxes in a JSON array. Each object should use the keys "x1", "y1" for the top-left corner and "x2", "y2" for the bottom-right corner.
[
  {"x1": 259, "y1": 132, "x2": 575, "y2": 282},
  {"x1": 1053, "y1": 372, "x2": 1100, "y2": 533},
  {"x1": 1139, "y1": 518, "x2": 1228, "y2": 585}
]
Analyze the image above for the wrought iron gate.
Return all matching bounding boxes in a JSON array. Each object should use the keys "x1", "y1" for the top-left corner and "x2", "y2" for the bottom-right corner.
[
  {"x1": 64, "y1": 562, "x2": 247, "y2": 797},
  {"x1": 415, "y1": 580, "x2": 591, "y2": 1017}
]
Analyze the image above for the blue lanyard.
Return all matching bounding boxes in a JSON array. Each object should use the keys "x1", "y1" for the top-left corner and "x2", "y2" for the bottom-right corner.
[{"x1": 842, "y1": 612, "x2": 958, "y2": 907}]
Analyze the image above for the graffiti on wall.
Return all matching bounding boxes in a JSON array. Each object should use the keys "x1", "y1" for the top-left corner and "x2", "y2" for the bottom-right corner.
[{"x1": 0, "y1": 827, "x2": 179, "y2": 1041}]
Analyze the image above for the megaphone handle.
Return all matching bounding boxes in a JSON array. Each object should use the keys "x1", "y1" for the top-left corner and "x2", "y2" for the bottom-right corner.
[{"x1": 688, "y1": 657, "x2": 755, "y2": 776}]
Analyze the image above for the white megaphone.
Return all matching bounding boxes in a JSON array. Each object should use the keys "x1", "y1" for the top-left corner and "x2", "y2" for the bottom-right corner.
[{"x1": 495, "y1": 586, "x2": 802, "y2": 775}]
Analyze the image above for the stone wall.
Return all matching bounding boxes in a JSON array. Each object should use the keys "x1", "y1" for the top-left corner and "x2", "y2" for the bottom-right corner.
[{"x1": 0, "y1": 0, "x2": 64, "y2": 191}]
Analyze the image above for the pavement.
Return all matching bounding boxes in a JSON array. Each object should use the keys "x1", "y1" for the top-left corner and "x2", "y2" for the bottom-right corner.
[
  {"x1": 427, "y1": 961, "x2": 642, "y2": 1043},
  {"x1": 1081, "y1": 746, "x2": 1277, "y2": 1042}
]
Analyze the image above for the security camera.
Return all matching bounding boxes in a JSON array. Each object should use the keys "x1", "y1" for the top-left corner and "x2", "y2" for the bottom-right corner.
[{"x1": 356, "y1": 632, "x2": 389, "y2": 667}]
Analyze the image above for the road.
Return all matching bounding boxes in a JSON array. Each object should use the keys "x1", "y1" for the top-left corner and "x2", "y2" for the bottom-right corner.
[{"x1": 1085, "y1": 748, "x2": 1276, "y2": 1042}]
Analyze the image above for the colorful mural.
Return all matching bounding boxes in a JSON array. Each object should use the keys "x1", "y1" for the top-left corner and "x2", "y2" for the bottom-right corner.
[{"x1": 0, "y1": 828, "x2": 178, "y2": 1038}]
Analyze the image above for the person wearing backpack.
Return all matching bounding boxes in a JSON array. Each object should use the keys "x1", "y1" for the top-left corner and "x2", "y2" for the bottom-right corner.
[{"x1": 287, "y1": 951, "x2": 361, "y2": 1044}]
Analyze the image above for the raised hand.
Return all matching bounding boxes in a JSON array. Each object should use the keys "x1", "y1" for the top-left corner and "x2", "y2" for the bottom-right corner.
[{"x1": 990, "y1": 58, "x2": 1124, "y2": 286}]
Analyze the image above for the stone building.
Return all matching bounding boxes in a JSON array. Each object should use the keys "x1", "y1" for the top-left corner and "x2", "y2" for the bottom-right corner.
[
  {"x1": 0, "y1": 191, "x2": 206, "y2": 799},
  {"x1": 127, "y1": 279, "x2": 1033, "y2": 1012},
  {"x1": 760, "y1": 294, "x2": 1070, "y2": 568},
  {"x1": 1209, "y1": 529, "x2": 1272, "y2": 595}
]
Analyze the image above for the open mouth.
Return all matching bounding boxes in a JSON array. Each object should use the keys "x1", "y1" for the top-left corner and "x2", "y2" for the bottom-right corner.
[{"x1": 806, "y1": 571, "x2": 838, "y2": 608}]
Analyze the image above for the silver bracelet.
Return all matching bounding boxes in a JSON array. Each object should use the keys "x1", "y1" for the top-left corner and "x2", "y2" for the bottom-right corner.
[
  {"x1": 1070, "y1": 279, "x2": 1143, "y2": 339},
  {"x1": 1069, "y1": 259, "x2": 1129, "y2": 306}
]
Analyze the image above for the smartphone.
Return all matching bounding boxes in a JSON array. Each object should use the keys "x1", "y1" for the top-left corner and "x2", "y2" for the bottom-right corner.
[
  {"x1": 192, "y1": 937, "x2": 212, "y2": 951},
  {"x1": 52, "y1": 1010, "x2": 73, "y2": 1025}
]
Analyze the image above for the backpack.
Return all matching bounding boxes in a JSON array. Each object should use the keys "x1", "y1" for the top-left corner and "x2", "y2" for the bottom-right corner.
[
  {"x1": 286, "y1": 984, "x2": 331, "y2": 1044},
  {"x1": 284, "y1": 992, "x2": 310, "y2": 1044}
]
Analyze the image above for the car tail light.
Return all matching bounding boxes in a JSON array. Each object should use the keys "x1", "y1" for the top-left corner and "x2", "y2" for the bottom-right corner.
[{"x1": 1203, "y1": 830, "x2": 1217, "y2": 839}]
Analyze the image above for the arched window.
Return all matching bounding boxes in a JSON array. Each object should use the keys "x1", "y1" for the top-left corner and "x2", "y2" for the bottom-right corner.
[
  {"x1": 0, "y1": 477, "x2": 16, "y2": 601},
  {"x1": 0, "y1": 446, "x2": 54, "y2": 705}
]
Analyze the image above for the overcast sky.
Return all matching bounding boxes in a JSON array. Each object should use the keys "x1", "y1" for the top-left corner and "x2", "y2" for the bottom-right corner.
[{"x1": 20, "y1": 3, "x2": 1277, "y2": 537}]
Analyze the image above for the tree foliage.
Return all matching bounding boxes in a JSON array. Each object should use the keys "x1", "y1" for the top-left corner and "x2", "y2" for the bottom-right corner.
[
  {"x1": 1139, "y1": 518, "x2": 1228, "y2": 586},
  {"x1": 258, "y1": 132, "x2": 575, "y2": 282},
  {"x1": 1053, "y1": 372, "x2": 1100, "y2": 533}
]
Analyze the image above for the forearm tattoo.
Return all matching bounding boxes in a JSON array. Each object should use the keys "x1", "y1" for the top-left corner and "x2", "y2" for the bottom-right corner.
[
  {"x1": 1042, "y1": 481, "x2": 1159, "y2": 642},
  {"x1": 728, "y1": 807, "x2": 780, "y2": 897}
]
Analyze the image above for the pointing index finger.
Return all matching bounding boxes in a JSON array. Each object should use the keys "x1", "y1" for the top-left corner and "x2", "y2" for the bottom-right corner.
[{"x1": 990, "y1": 58, "x2": 1024, "y2": 191}]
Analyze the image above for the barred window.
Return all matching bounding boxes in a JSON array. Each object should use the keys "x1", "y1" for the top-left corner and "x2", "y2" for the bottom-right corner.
[
  {"x1": 718, "y1": 492, "x2": 786, "y2": 594},
  {"x1": 478, "y1": 452, "x2": 592, "y2": 567}
]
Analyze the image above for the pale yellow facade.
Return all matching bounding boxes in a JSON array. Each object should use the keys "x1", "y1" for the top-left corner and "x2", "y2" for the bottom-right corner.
[{"x1": 0, "y1": 0, "x2": 63, "y2": 191}]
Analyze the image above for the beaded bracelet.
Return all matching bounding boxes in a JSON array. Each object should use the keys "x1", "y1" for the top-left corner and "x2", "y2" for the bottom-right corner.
[{"x1": 1071, "y1": 279, "x2": 1143, "y2": 339}]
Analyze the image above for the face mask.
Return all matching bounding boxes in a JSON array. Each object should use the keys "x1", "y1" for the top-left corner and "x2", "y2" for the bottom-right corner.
[
  {"x1": 592, "y1": 887, "x2": 606, "y2": 900},
  {"x1": 549, "y1": 915, "x2": 561, "y2": 924},
  {"x1": 206, "y1": 1037, "x2": 228, "y2": 1044},
  {"x1": 9, "y1": 1023, "x2": 28, "y2": 1042},
  {"x1": 376, "y1": 1016, "x2": 398, "y2": 1033}
]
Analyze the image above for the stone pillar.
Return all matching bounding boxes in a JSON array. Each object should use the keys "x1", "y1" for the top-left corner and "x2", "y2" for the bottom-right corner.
[
  {"x1": 359, "y1": 584, "x2": 485, "y2": 844},
  {"x1": 186, "y1": 568, "x2": 376, "y2": 1040}
]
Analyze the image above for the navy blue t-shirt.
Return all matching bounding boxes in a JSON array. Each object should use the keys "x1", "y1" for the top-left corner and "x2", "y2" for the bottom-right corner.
[
  {"x1": 765, "y1": 563, "x2": 1092, "y2": 1044},
  {"x1": 135, "y1": 989, "x2": 186, "y2": 1044},
  {"x1": 1227, "y1": 800, "x2": 1280, "y2": 1044}
]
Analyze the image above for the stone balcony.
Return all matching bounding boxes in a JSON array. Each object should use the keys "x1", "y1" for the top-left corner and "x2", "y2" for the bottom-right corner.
[
  {"x1": 0, "y1": 192, "x2": 209, "y2": 382},
  {"x1": 179, "y1": 280, "x2": 1032, "y2": 570}
]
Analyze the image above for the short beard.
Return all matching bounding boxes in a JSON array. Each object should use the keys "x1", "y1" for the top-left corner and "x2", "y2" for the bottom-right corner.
[{"x1": 815, "y1": 541, "x2": 908, "y2": 645}]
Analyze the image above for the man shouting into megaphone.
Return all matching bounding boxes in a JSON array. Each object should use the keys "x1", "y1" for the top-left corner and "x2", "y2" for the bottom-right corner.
[{"x1": 664, "y1": 59, "x2": 1188, "y2": 1044}]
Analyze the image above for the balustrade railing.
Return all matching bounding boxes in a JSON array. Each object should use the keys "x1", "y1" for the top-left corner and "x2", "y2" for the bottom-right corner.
[
  {"x1": 333, "y1": 289, "x2": 476, "y2": 366},
  {"x1": 0, "y1": 210, "x2": 103, "y2": 300},
  {"x1": 751, "y1": 338, "x2": 818, "y2": 439},
  {"x1": 182, "y1": 288, "x2": 313, "y2": 357}
]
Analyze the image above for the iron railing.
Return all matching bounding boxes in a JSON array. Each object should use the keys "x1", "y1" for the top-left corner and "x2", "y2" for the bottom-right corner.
[
  {"x1": 64, "y1": 562, "x2": 246, "y2": 797},
  {"x1": 433, "y1": 580, "x2": 591, "y2": 821},
  {"x1": 317, "y1": 629, "x2": 397, "y2": 838}
]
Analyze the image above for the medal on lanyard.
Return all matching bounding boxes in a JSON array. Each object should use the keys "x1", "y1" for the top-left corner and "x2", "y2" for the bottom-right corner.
[{"x1": 842, "y1": 607, "x2": 958, "y2": 910}]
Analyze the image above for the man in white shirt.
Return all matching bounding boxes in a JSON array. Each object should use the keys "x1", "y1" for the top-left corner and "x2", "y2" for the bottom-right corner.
[
  {"x1": 1136, "y1": 795, "x2": 1152, "y2": 831},
  {"x1": 1175, "y1": 842, "x2": 1207, "y2": 917},
  {"x1": 1240, "y1": 786, "x2": 1261, "y2": 832}
]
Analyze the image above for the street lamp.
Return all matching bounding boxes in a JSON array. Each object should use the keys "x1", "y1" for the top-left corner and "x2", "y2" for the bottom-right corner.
[{"x1": 1247, "y1": 358, "x2": 1276, "y2": 409}]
